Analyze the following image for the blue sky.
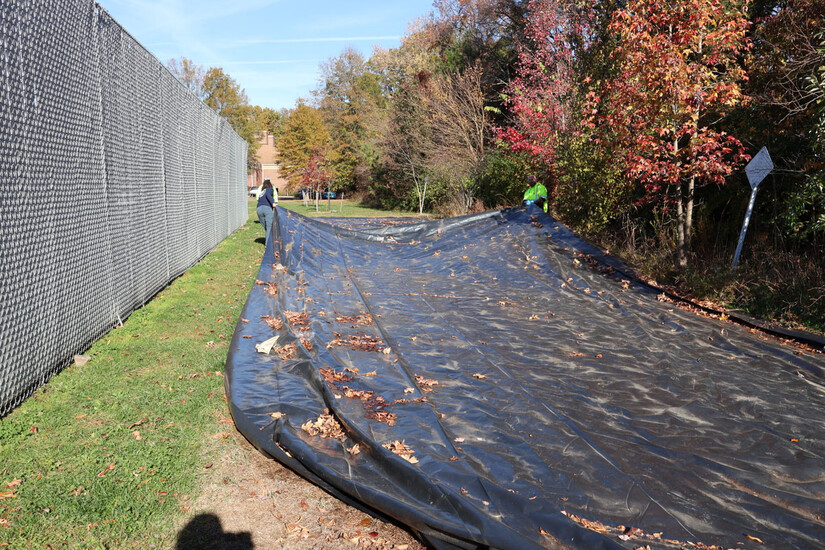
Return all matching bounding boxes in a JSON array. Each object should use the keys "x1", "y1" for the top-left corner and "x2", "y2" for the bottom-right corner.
[{"x1": 95, "y1": 0, "x2": 436, "y2": 110}]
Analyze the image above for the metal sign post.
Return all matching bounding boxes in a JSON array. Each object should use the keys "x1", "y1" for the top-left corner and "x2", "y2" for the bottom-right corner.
[{"x1": 732, "y1": 147, "x2": 774, "y2": 270}]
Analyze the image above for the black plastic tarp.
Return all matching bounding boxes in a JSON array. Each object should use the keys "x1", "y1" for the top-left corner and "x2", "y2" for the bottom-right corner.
[{"x1": 225, "y1": 206, "x2": 825, "y2": 550}]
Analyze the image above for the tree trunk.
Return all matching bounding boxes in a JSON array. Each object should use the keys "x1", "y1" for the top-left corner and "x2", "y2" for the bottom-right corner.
[
  {"x1": 685, "y1": 175, "x2": 695, "y2": 251},
  {"x1": 674, "y1": 136, "x2": 688, "y2": 268},
  {"x1": 677, "y1": 183, "x2": 687, "y2": 268},
  {"x1": 419, "y1": 176, "x2": 428, "y2": 215}
]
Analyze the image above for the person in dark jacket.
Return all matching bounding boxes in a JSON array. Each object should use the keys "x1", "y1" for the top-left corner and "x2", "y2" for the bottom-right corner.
[{"x1": 256, "y1": 179, "x2": 275, "y2": 247}]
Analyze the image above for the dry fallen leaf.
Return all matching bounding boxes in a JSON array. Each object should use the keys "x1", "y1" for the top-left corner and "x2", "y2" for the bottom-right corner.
[
  {"x1": 274, "y1": 343, "x2": 297, "y2": 359},
  {"x1": 335, "y1": 313, "x2": 373, "y2": 326},
  {"x1": 382, "y1": 440, "x2": 418, "y2": 464},
  {"x1": 367, "y1": 410, "x2": 397, "y2": 426},
  {"x1": 284, "y1": 310, "x2": 310, "y2": 330},
  {"x1": 414, "y1": 375, "x2": 438, "y2": 392},
  {"x1": 261, "y1": 314, "x2": 283, "y2": 330},
  {"x1": 301, "y1": 410, "x2": 345, "y2": 439},
  {"x1": 329, "y1": 333, "x2": 386, "y2": 352},
  {"x1": 97, "y1": 462, "x2": 116, "y2": 477}
]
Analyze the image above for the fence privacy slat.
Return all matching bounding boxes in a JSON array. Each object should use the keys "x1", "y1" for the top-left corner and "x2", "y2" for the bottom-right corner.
[{"x1": 0, "y1": 0, "x2": 248, "y2": 417}]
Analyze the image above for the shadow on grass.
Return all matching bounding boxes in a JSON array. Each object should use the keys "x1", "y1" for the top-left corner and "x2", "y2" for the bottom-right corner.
[{"x1": 176, "y1": 513, "x2": 253, "y2": 550}]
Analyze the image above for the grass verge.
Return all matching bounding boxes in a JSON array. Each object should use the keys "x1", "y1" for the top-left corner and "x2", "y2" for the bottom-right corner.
[{"x1": 276, "y1": 198, "x2": 429, "y2": 218}]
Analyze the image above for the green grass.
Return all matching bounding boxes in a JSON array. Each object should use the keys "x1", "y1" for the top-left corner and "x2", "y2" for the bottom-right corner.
[
  {"x1": 276, "y1": 198, "x2": 429, "y2": 218},
  {"x1": 0, "y1": 205, "x2": 264, "y2": 549}
]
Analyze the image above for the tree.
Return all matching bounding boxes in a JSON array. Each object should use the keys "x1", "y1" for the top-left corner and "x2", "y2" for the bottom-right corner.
[
  {"x1": 166, "y1": 57, "x2": 206, "y2": 99},
  {"x1": 599, "y1": 0, "x2": 751, "y2": 267},
  {"x1": 302, "y1": 151, "x2": 334, "y2": 211},
  {"x1": 252, "y1": 106, "x2": 284, "y2": 136},
  {"x1": 378, "y1": 81, "x2": 433, "y2": 213},
  {"x1": 202, "y1": 67, "x2": 260, "y2": 167},
  {"x1": 315, "y1": 48, "x2": 384, "y2": 190},
  {"x1": 494, "y1": 0, "x2": 632, "y2": 233},
  {"x1": 371, "y1": 21, "x2": 440, "y2": 96},
  {"x1": 748, "y1": 0, "x2": 825, "y2": 121},
  {"x1": 203, "y1": 68, "x2": 248, "y2": 119},
  {"x1": 428, "y1": 0, "x2": 525, "y2": 90},
  {"x1": 496, "y1": 0, "x2": 576, "y2": 165},
  {"x1": 276, "y1": 102, "x2": 331, "y2": 189},
  {"x1": 740, "y1": 0, "x2": 825, "y2": 244},
  {"x1": 418, "y1": 65, "x2": 490, "y2": 214}
]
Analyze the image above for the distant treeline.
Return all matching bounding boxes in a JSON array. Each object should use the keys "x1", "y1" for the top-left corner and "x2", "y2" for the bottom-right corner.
[{"x1": 172, "y1": 0, "x2": 825, "y2": 331}]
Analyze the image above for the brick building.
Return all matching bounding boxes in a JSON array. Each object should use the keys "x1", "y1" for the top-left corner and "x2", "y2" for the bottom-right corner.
[{"x1": 248, "y1": 132, "x2": 289, "y2": 194}]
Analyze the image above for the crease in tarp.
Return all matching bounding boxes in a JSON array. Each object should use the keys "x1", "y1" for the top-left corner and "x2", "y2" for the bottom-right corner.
[{"x1": 226, "y1": 205, "x2": 825, "y2": 550}]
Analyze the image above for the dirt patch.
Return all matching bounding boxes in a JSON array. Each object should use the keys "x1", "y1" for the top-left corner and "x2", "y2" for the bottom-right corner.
[{"x1": 174, "y1": 427, "x2": 425, "y2": 550}]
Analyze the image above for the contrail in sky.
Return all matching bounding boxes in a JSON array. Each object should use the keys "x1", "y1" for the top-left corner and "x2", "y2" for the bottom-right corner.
[{"x1": 236, "y1": 36, "x2": 399, "y2": 45}]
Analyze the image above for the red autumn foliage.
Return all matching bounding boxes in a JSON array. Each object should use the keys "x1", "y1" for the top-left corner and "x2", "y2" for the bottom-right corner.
[
  {"x1": 593, "y1": 0, "x2": 752, "y2": 266},
  {"x1": 496, "y1": 0, "x2": 578, "y2": 162}
]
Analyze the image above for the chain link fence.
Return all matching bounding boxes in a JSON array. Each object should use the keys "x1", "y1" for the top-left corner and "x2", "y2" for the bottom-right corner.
[{"x1": 0, "y1": 0, "x2": 249, "y2": 416}]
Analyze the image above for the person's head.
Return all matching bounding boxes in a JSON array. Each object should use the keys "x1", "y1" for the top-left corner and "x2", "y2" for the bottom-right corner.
[
  {"x1": 262, "y1": 179, "x2": 272, "y2": 189},
  {"x1": 526, "y1": 175, "x2": 537, "y2": 186}
]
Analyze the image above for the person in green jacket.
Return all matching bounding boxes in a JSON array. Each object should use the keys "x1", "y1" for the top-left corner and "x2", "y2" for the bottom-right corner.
[{"x1": 523, "y1": 175, "x2": 548, "y2": 212}]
